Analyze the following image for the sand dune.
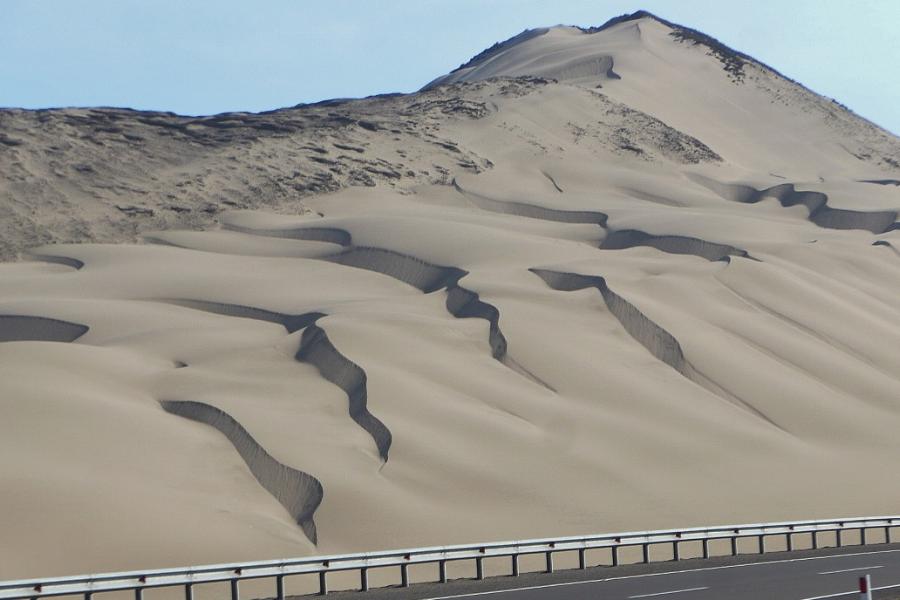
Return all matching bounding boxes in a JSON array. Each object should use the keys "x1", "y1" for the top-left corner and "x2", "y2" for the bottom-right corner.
[
  {"x1": 2, "y1": 10, "x2": 900, "y2": 582},
  {"x1": 160, "y1": 400, "x2": 323, "y2": 544},
  {"x1": 297, "y1": 323, "x2": 393, "y2": 461}
]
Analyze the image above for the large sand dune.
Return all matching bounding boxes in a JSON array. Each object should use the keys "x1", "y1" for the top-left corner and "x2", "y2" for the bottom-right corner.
[{"x1": 1, "y1": 11, "x2": 899, "y2": 580}]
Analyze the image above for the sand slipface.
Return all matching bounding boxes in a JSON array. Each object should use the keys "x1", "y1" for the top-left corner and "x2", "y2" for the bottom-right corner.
[{"x1": 2, "y1": 9, "x2": 900, "y2": 583}]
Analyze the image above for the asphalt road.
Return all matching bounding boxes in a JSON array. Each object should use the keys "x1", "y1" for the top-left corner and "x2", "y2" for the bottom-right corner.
[
  {"x1": 415, "y1": 548, "x2": 900, "y2": 599},
  {"x1": 311, "y1": 544, "x2": 900, "y2": 600}
]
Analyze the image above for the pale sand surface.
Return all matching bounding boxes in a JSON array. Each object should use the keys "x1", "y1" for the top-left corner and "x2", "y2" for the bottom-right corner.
[{"x1": 1, "y1": 13, "x2": 899, "y2": 581}]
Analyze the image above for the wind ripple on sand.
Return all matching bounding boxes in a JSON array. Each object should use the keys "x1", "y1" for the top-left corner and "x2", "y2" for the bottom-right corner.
[{"x1": 159, "y1": 400, "x2": 323, "y2": 544}]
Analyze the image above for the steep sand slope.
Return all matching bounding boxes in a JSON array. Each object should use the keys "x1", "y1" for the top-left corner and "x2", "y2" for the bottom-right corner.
[{"x1": 1, "y1": 11, "x2": 899, "y2": 581}]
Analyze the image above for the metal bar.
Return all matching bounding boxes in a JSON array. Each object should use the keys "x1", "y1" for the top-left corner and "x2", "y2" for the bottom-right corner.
[
  {"x1": 758, "y1": 535, "x2": 764, "y2": 554},
  {"x1": 8, "y1": 515, "x2": 900, "y2": 600},
  {"x1": 611, "y1": 546, "x2": 619, "y2": 567},
  {"x1": 861, "y1": 527, "x2": 867, "y2": 545},
  {"x1": 476, "y1": 557, "x2": 484, "y2": 580},
  {"x1": 578, "y1": 548, "x2": 586, "y2": 570},
  {"x1": 673, "y1": 540, "x2": 679, "y2": 561},
  {"x1": 439, "y1": 560, "x2": 448, "y2": 583},
  {"x1": 184, "y1": 583, "x2": 193, "y2": 600},
  {"x1": 511, "y1": 555, "x2": 519, "y2": 577},
  {"x1": 545, "y1": 552, "x2": 553, "y2": 574},
  {"x1": 702, "y1": 538, "x2": 709, "y2": 559},
  {"x1": 276, "y1": 574, "x2": 285, "y2": 600},
  {"x1": 400, "y1": 563, "x2": 409, "y2": 588},
  {"x1": 359, "y1": 568, "x2": 368, "y2": 592},
  {"x1": 317, "y1": 572, "x2": 325, "y2": 596},
  {"x1": 786, "y1": 532, "x2": 793, "y2": 552},
  {"x1": 231, "y1": 578, "x2": 240, "y2": 600},
  {"x1": 642, "y1": 543, "x2": 650, "y2": 564}
]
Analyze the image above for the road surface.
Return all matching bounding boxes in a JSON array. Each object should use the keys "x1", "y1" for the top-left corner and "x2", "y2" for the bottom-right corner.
[{"x1": 316, "y1": 544, "x2": 900, "y2": 600}]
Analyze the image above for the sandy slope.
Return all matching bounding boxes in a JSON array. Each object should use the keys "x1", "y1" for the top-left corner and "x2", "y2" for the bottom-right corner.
[{"x1": 1, "y1": 11, "x2": 899, "y2": 580}]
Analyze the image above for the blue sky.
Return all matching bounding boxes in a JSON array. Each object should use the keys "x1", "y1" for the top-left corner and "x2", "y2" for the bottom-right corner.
[{"x1": 1, "y1": 0, "x2": 898, "y2": 134}]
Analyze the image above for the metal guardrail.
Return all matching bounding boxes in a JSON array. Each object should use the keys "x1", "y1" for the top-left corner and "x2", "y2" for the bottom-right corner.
[{"x1": 2, "y1": 515, "x2": 898, "y2": 599}]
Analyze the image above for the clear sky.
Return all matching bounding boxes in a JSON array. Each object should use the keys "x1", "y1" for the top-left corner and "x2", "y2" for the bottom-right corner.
[{"x1": 2, "y1": 0, "x2": 898, "y2": 134}]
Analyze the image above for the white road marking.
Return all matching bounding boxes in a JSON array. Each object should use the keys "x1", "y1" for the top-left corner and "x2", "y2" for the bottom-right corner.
[
  {"x1": 629, "y1": 587, "x2": 709, "y2": 598},
  {"x1": 420, "y1": 548, "x2": 900, "y2": 599},
  {"x1": 800, "y1": 582, "x2": 900, "y2": 600},
  {"x1": 818, "y1": 565, "x2": 883, "y2": 575}
]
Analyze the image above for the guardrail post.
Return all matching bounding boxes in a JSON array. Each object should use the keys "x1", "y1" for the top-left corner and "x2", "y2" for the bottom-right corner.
[
  {"x1": 359, "y1": 568, "x2": 368, "y2": 592},
  {"x1": 476, "y1": 557, "x2": 484, "y2": 580},
  {"x1": 231, "y1": 578, "x2": 241, "y2": 600},
  {"x1": 511, "y1": 554, "x2": 519, "y2": 577},
  {"x1": 439, "y1": 560, "x2": 448, "y2": 583},
  {"x1": 578, "y1": 548, "x2": 586, "y2": 569},
  {"x1": 812, "y1": 530, "x2": 819, "y2": 549},
  {"x1": 787, "y1": 532, "x2": 793, "y2": 552},
  {"x1": 317, "y1": 572, "x2": 326, "y2": 596},
  {"x1": 642, "y1": 543, "x2": 650, "y2": 564},
  {"x1": 184, "y1": 582, "x2": 193, "y2": 600},
  {"x1": 730, "y1": 536, "x2": 738, "y2": 556},
  {"x1": 545, "y1": 551, "x2": 554, "y2": 573},
  {"x1": 861, "y1": 527, "x2": 867, "y2": 545},
  {"x1": 758, "y1": 535, "x2": 764, "y2": 554},
  {"x1": 611, "y1": 545, "x2": 619, "y2": 567},
  {"x1": 702, "y1": 538, "x2": 710, "y2": 559},
  {"x1": 886, "y1": 526, "x2": 892, "y2": 544},
  {"x1": 672, "y1": 540, "x2": 680, "y2": 561},
  {"x1": 85, "y1": 592, "x2": 92, "y2": 600},
  {"x1": 276, "y1": 575, "x2": 285, "y2": 600},
  {"x1": 837, "y1": 528, "x2": 843, "y2": 547},
  {"x1": 135, "y1": 588, "x2": 143, "y2": 600},
  {"x1": 400, "y1": 563, "x2": 409, "y2": 588}
]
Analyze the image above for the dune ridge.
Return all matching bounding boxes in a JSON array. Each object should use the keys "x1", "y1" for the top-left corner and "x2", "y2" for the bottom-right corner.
[
  {"x1": 25, "y1": 253, "x2": 85, "y2": 270},
  {"x1": 600, "y1": 229, "x2": 751, "y2": 262},
  {"x1": 324, "y1": 246, "x2": 518, "y2": 367},
  {"x1": 530, "y1": 268, "x2": 781, "y2": 428},
  {"x1": 223, "y1": 224, "x2": 353, "y2": 247},
  {"x1": 452, "y1": 179, "x2": 608, "y2": 229},
  {"x1": 296, "y1": 324, "x2": 392, "y2": 461},
  {"x1": 873, "y1": 240, "x2": 900, "y2": 257},
  {"x1": 692, "y1": 175, "x2": 898, "y2": 233},
  {"x1": 0, "y1": 315, "x2": 88, "y2": 343},
  {"x1": 159, "y1": 400, "x2": 323, "y2": 544},
  {"x1": 158, "y1": 299, "x2": 324, "y2": 334}
]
